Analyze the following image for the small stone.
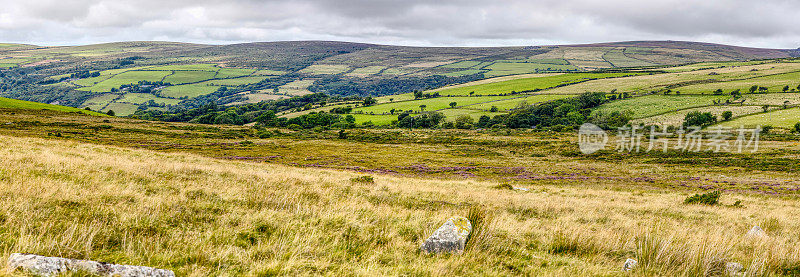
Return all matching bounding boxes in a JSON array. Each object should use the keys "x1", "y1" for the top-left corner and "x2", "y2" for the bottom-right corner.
[
  {"x1": 726, "y1": 262, "x2": 744, "y2": 276},
  {"x1": 746, "y1": 225, "x2": 767, "y2": 238},
  {"x1": 7, "y1": 253, "x2": 175, "y2": 277},
  {"x1": 622, "y1": 258, "x2": 637, "y2": 272},
  {"x1": 420, "y1": 216, "x2": 472, "y2": 254},
  {"x1": 512, "y1": 186, "x2": 529, "y2": 192}
]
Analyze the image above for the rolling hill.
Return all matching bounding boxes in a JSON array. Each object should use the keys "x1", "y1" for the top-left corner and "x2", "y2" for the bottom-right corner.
[{"x1": 0, "y1": 40, "x2": 796, "y2": 116}]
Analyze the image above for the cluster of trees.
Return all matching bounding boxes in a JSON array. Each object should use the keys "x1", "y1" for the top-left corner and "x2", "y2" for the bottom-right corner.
[
  {"x1": 113, "y1": 80, "x2": 171, "y2": 94},
  {"x1": 496, "y1": 92, "x2": 613, "y2": 129},
  {"x1": 133, "y1": 93, "x2": 349, "y2": 125},
  {"x1": 69, "y1": 70, "x2": 101, "y2": 79},
  {"x1": 683, "y1": 111, "x2": 717, "y2": 127},
  {"x1": 413, "y1": 90, "x2": 441, "y2": 100}
]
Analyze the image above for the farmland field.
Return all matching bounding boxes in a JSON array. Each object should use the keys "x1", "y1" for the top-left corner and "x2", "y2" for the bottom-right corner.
[
  {"x1": 300, "y1": 64, "x2": 350, "y2": 75},
  {"x1": 594, "y1": 95, "x2": 729, "y2": 118},
  {"x1": 483, "y1": 62, "x2": 580, "y2": 77},
  {"x1": 464, "y1": 94, "x2": 575, "y2": 111},
  {"x1": 163, "y1": 71, "x2": 218, "y2": 84},
  {"x1": 433, "y1": 72, "x2": 643, "y2": 96},
  {"x1": 77, "y1": 71, "x2": 172, "y2": 92},
  {"x1": 203, "y1": 76, "x2": 271, "y2": 86},
  {"x1": 160, "y1": 84, "x2": 220, "y2": 98},
  {"x1": 81, "y1": 94, "x2": 120, "y2": 111},
  {"x1": 117, "y1": 93, "x2": 182, "y2": 105},
  {"x1": 717, "y1": 107, "x2": 800, "y2": 128},
  {"x1": 100, "y1": 102, "x2": 139, "y2": 116},
  {"x1": 631, "y1": 105, "x2": 767, "y2": 126},
  {"x1": 0, "y1": 97, "x2": 106, "y2": 116}
]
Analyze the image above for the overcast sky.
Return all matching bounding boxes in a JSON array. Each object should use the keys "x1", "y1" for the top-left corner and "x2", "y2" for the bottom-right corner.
[{"x1": 0, "y1": 0, "x2": 798, "y2": 49}]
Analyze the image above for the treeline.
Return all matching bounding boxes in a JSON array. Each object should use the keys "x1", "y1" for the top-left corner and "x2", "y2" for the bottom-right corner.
[
  {"x1": 308, "y1": 73, "x2": 485, "y2": 97},
  {"x1": 272, "y1": 92, "x2": 631, "y2": 131},
  {"x1": 133, "y1": 93, "x2": 360, "y2": 125}
]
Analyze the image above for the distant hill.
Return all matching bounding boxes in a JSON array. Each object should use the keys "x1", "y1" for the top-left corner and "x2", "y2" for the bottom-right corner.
[{"x1": 0, "y1": 40, "x2": 796, "y2": 116}]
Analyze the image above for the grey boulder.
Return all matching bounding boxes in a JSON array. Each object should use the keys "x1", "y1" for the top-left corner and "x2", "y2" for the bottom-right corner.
[
  {"x1": 420, "y1": 216, "x2": 472, "y2": 254},
  {"x1": 7, "y1": 253, "x2": 175, "y2": 277}
]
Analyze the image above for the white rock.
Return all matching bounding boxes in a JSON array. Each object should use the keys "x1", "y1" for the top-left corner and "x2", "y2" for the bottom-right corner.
[
  {"x1": 726, "y1": 262, "x2": 744, "y2": 276},
  {"x1": 512, "y1": 186, "x2": 529, "y2": 192},
  {"x1": 420, "y1": 217, "x2": 472, "y2": 254},
  {"x1": 7, "y1": 253, "x2": 175, "y2": 277},
  {"x1": 746, "y1": 225, "x2": 767, "y2": 238},
  {"x1": 622, "y1": 258, "x2": 637, "y2": 272}
]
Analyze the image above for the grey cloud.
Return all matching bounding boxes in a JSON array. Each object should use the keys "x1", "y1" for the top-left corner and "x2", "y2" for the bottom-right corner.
[{"x1": 0, "y1": 0, "x2": 797, "y2": 48}]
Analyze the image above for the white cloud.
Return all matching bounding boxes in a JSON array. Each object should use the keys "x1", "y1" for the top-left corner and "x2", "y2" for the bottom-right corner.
[{"x1": 0, "y1": 0, "x2": 796, "y2": 49}]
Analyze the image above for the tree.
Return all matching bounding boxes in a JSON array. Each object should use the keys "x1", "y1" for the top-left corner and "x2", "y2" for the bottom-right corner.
[
  {"x1": 449, "y1": 102, "x2": 457, "y2": 108},
  {"x1": 762, "y1": 105, "x2": 770, "y2": 112},
  {"x1": 783, "y1": 85, "x2": 790, "y2": 93},
  {"x1": 785, "y1": 101, "x2": 792, "y2": 109},
  {"x1": 722, "y1": 110, "x2": 733, "y2": 121},
  {"x1": 419, "y1": 105, "x2": 426, "y2": 112},
  {"x1": 389, "y1": 98, "x2": 394, "y2": 102},
  {"x1": 794, "y1": 122, "x2": 800, "y2": 133},
  {"x1": 713, "y1": 89, "x2": 723, "y2": 95},
  {"x1": 454, "y1": 115, "x2": 474, "y2": 129},
  {"x1": 345, "y1": 115, "x2": 356, "y2": 124},
  {"x1": 731, "y1": 89, "x2": 741, "y2": 99},
  {"x1": 413, "y1": 90, "x2": 423, "y2": 99},
  {"x1": 683, "y1": 111, "x2": 716, "y2": 127},
  {"x1": 749, "y1": 85, "x2": 759, "y2": 94},
  {"x1": 469, "y1": 91, "x2": 475, "y2": 96},
  {"x1": 490, "y1": 106, "x2": 499, "y2": 112},
  {"x1": 363, "y1": 97, "x2": 377, "y2": 106},
  {"x1": 106, "y1": 110, "x2": 115, "y2": 116}
]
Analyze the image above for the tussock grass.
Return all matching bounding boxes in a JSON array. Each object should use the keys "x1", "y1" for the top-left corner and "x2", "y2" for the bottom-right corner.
[{"x1": 3, "y1": 135, "x2": 800, "y2": 275}]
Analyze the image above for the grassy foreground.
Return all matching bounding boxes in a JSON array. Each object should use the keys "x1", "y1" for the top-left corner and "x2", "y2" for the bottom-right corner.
[{"x1": 2, "y1": 134, "x2": 800, "y2": 276}]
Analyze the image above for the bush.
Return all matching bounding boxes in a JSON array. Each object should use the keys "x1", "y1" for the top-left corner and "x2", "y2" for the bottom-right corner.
[
  {"x1": 762, "y1": 125, "x2": 773, "y2": 134},
  {"x1": 492, "y1": 184, "x2": 513, "y2": 190},
  {"x1": 684, "y1": 191, "x2": 720, "y2": 205},
  {"x1": 350, "y1": 175, "x2": 374, "y2": 184},
  {"x1": 721, "y1": 111, "x2": 733, "y2": 121},
  {"x1": 794, "y1": 122, "x2": 800, "y2": 133}
]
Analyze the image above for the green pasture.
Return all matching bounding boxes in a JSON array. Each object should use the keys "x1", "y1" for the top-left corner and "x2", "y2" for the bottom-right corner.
[
  {"x1": 346, "y1": 66, "x2": 386, "y2": 76},
  {"x1": 717, "y1": 107, "x2": 800, "y2": 129},
  {"x1": 434, "y1": 72, "x2": 642, "y2": 96},
  {"x1": 351, "y1": 114, "x2": 397, "y2": 125},
  {"x1": 216, "y1": 68, "x2": 255, "y2": 79},
  {"x1": 0, "y1": 97, "x2": 106, "y2": 116},
  {"x1": 594, "y1": 95, "x2": 728, "y2": 119},
  {"x1": 483, "y1": 62, "x2": 580, "y2": 77},
  {"x1": 101, "y1": 102, "x2": 139, "y2": 116},
  {"x1": 81, "y1": 94, "x2": 120, "y2": 111},
  {"x1": 160, "y1": 84, "x2": 220, "y2": 99},
  {"x1": 148, "y1": 64, "x2": 220, "y2": 71},
  {"x1": 439, "y1": 109, "x2": 506, "y2": 121},
  {"x1": 117, "y1": 93, "x2": 182, "y2": 105},
  {"x1": 603, "y1": 49, "x2": 654, "y2": 67},
  {"x1": 163, "y1": 71, "x2": 217, "y2": 84},
  {"x1": 677, "y1": 71, "x2": 800, "y2": 94},
  {"x1": 78, "y1": 71, "x2": 171, "y2": 92},
  {"x1": 464, "y1": 94, "x2": 575, "y2": 111},
  {"x1": 203, "y1": 76, "x2": 270, "y2": 86},
  {"x1": 300, "y1": 64, "x2": 350, "y2": 75}
]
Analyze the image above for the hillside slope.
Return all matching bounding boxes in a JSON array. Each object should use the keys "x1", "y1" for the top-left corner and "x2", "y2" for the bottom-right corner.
[{"x1": 0, "y1": 40, "x2": 795, "y2": 116}]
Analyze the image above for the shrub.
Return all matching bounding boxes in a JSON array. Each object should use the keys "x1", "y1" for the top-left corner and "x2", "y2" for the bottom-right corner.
[
  {"x1": 762, "y1": 125, "x2": 773, "y2": 134},
  {"x1": 721, "y1": 111, "x2": 733, "y2": 121},
  {"x1": 492, "y1": 184, "x2": 513, "y2": 190},
  {"x1": 350, "y1": 175, "x2": 374, "y2": 184},
  {"x1": 793, "y1": 122, "x2": 800, "y2": 133},
  {"x1": 684, "y1": 191, "x2": 720, "y2": 205}
]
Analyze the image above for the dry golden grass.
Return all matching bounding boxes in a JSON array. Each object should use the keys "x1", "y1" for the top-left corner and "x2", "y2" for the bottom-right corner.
[{"x1": 2, "y1": 135, "x2": 800, "y2": 275}]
